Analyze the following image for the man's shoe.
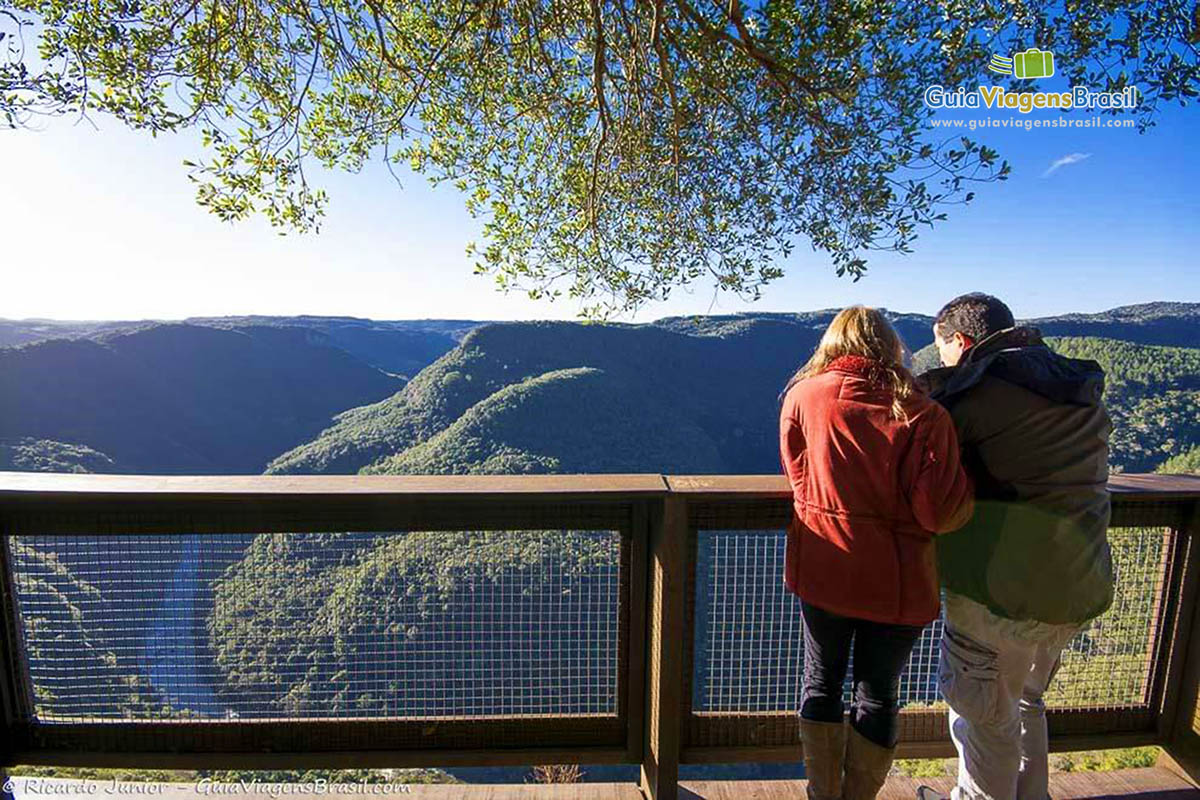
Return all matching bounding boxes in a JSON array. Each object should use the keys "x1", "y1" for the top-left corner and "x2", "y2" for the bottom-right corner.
[
  {"x1": 799, "y1": 719, "x2": 846, "y2": 800},
  {"x1": 916, "y1": 788, "x2": 949, "y2": 800}
]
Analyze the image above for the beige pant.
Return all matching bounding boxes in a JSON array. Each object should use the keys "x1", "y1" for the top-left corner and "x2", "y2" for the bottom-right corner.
[{"x1": 938, "y1": 592, "x2": 1084, "y2": 800}]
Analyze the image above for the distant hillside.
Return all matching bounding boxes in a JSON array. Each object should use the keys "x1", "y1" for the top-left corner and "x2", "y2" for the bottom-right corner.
[
  {"x1": 0, "y1": 324, "x2": 403, "y2": 473},
  {"x1": 681, "y1": 302, "x2": 1200, "y2": 360},
  {"x1": 0, "y1": 316, "x2": 481, "y2": 378},
  {"x1": 652, "y1": 309, "x2": 939, "y2": 353},
  {"x1": 276, "y1": 304, "x2": 1200, "y2": 478},
  {"x1": 183, "y1": 316, "x2": 481, "y2": 377},
  {"x1": 8, "y1": 299, "x2": 1190, "y2": 375},
  {"x1": 0, "y1": 318, "x2": 153, "y2": 348},
  {"x1": 1025, "y1": 302, "x2": 1200, "y2": 347},
  {"x1": 5, "y1": 302, "x2": 1198, "y2": 476},
  {"x1": 267, "y1": 318, "x2": 822, "y2": 476},
  {"x1": 365, "y1": 367, "x2": 725, "y2": 475}
]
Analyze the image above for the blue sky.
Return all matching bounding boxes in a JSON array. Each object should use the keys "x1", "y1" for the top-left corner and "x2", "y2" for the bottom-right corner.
[{"x1": 2, "y1": 80, "x2": 1196, "y2": 323}]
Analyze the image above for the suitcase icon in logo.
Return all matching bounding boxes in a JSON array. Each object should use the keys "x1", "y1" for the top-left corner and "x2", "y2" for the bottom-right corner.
[{"x1": 1014, "y1": 49, "x2": 1055, "y2": 79}]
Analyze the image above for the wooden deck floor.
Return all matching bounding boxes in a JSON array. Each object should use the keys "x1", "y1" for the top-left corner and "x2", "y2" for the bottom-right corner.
[
  {"x1": 7, "y1": 769, "x2": 1198, "y2": 799},
  {"x1": 678, "y1": 767, "x2": 1200, "y2": 799}
]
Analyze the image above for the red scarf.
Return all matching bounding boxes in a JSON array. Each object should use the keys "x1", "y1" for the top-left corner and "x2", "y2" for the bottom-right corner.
[{"x1": 826, "y1": 354, "x2": 884, "y2": 377}]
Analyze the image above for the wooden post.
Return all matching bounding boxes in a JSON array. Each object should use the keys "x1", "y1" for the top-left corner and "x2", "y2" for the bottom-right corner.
[
  {"x1": 640, "y1": 496, "x2": 687, "y2": 800},
  {"x1": 1162, "y1": 500, "x2": 1200, "y2": 785},
  {"x1": 1150, "y1": 525, "x2": 1195, "y2": 721},
  {"x1": 1, "y1": 531, "x2": 27, "y2": 772},
  {"x1": 625, "y1": 500, "x2": 650, "y2": 763},
  {"x1": 2, "y1": 534, "x2": 23, "y2": 800}
]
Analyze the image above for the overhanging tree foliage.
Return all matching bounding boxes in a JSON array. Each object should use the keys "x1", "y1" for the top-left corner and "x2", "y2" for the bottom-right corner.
[{"x1": 2, "y1": 1, "x2": 1197, "y2": 316}]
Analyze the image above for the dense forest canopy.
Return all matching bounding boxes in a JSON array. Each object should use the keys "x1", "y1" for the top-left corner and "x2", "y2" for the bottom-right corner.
[{"x1": 3, "y1": 1, "x2": 1197, "y2": 316}]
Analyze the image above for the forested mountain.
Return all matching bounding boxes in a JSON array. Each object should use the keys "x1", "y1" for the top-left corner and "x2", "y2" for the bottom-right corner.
[
  {"x1": 1025, "y1": 302, "x2": 1200, "y2": 347},
  {"x1": 654, "y1": 308, "x2": 938, "y2": 353},
  {"x1": 0, "y1": 318, "x2": 152, "y2": 348},
  {"x1": 197, "y1": 306, "x2": 1200, "y2": 736},
  {"x1": 273, "y1": 304, "x2": 1200, "y2": 477},
  {"x1": 362, "y1": 367, "x2": 725, "y2": 476},
  {"x1": 0, "y1": 316, "x2": 479, "y2": 377},
  {"x1": 181, "y1": 317, "x2": 480, "y2": 377},
  {"x1": 660, "y1": 301, "x2": 1200, "y2": 352},
  {"x1": 266, "y1": 317, "x2": 831, "y2": 476},
  {"x1": 6, "y1": 301, "x2": 1195, "y2": 476},
  {"x1": 0, "y1": 324, "x2": 404, "y2": 473}
]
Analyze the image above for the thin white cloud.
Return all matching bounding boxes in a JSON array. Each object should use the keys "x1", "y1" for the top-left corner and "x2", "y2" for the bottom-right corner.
[{"x1": 1042, "y1": 152, "x2": 1092, "y2": 177}]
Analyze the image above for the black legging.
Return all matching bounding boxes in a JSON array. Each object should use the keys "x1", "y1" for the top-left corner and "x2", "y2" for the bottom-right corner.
[{"x1": 800, "y1": 600, "x2": 924, "y2": 748}]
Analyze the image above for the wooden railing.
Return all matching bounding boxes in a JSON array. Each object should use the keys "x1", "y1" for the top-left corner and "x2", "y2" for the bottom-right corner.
[{"x1": 0, "y1": 472, "x2": 1198, "y2": 800}]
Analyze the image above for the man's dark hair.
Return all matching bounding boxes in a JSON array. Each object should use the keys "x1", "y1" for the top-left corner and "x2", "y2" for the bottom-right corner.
[{"x1": 934, "y1": 293, "x2": 1015, "y2": 342}]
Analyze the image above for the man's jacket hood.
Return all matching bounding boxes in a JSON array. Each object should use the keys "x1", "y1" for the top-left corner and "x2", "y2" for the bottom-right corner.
[{"x1": 924, "y1": 326, "x2": 1105, "y2": 408}]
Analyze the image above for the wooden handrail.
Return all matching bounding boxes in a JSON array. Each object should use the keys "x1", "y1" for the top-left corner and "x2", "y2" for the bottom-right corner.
[
  {"x1": 0, "y1": 472, "x2": 672, "y2": 497},
  {"x1": 1, "y1": 470, "x2": 1196, "y2": 498}
]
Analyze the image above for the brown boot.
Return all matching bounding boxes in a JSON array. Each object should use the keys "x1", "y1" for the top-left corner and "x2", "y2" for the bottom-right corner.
[
  {"x1": 800, "y1": 719, "x2": 847, "y2": 800},
  {"x1": 841, "y1": 726, "x2": 895, "y2": 800}
]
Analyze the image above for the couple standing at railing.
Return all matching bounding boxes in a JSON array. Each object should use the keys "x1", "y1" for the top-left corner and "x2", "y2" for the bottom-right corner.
[{"x1": 779, "y1": 294, "x2": 1114, "y2": 800}]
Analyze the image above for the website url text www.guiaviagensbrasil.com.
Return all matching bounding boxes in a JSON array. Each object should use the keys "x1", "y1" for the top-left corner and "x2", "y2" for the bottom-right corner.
[{"x1": 924, "y1": 84, "x2": 1140, "y2": 130}]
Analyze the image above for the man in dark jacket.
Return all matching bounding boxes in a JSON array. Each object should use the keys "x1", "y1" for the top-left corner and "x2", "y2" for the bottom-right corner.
[{"x1": 915, "y1": 293, "x2": 1114, "y2": 800}]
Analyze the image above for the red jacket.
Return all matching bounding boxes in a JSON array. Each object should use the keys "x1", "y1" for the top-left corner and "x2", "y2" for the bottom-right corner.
[{"x1": 779, "y1": 355, "x2": 974, "y2": 626}]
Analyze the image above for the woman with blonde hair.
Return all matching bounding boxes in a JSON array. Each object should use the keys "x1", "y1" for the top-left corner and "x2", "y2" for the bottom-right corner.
[{"x1": 779, "y1": 306, "x2": 973, "y2": 800}]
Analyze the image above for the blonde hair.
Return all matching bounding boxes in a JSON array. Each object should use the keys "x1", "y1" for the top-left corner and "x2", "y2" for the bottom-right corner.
[{"x1": 782, "y1": 306, "x2": 919, "y2": 422}]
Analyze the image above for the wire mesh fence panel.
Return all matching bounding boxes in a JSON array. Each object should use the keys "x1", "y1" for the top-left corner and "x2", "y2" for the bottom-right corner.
[
  {"x1": 1048, "y1": 526, "x2": 1175, "y2": 708},
  {"x1": 7, "y1": 529, "x2": 622, "y2": 723},
  {"x1": 692, "y1": 526, "x2": 1173, "y2": 714},
  {"x1": 692, "y1": 528, "x2": 803, "y2": 713}
]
